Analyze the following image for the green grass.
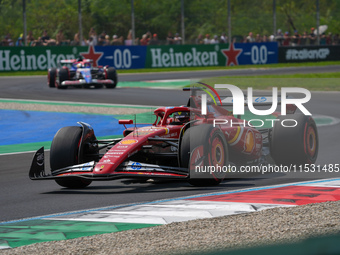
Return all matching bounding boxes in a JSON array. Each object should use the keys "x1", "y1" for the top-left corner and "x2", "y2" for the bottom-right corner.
[
  {"x1": 230, "y1": 72, "x2": 340, "y2": 79},
  {"x1": 116, "y1": 61, "x2": 340, "y2": 73},
  {"x1": 0, "y1": 70, "x2": 47, "y2": 76},
  {"x1": 200, "y1": 75, "x2": 340, "y2": 91},
  {"x1": 1, "y1": 61, "x2": 340, "y2": 76}
]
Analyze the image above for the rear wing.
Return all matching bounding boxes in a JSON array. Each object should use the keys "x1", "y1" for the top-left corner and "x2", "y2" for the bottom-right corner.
[
  {"x1": 220, "y1": 96, "x2": 279, "y2": 106},
  {"x1": 218, "y1": 96, "x2": 297, "y2": 114},
  {"x1": 60, "y1": 59, "x2": 77, "y2": 64},
  {"x1": 184, "y1": 87, "x2": 282, "y2": 106},
  {"x1": 60, "y1": 59, "x2": 93, "y2": 64},
  {"x1": 184, "y1": 87, "x2": 297, "y2": 115},
  {"x1": 83, "y1": 59, "x2": 93, "y2": 63}
]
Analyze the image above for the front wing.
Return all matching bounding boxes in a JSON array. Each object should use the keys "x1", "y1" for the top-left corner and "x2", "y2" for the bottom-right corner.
[
  {"x1": 29, "y1": 147, "x2": 189, "y2": 181},
  {"x1": 61, "y1": 79, "x2": 114, "y2": 86}
]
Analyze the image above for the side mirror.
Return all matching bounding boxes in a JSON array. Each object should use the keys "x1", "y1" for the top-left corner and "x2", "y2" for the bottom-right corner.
[{"x1": 119, "y1": 119, "x2": 133, "y2": 129}]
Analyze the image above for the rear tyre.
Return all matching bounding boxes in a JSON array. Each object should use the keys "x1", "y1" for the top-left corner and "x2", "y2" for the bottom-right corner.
[
  {"x1": 180, "y1": 124, "x2": 228, "y2": 186},
  {"x1": 270, "y1": 114, "x2": 318, "y2": 166},
  {"x1": 48, "y1": 68, "x2": 57, "y2": 88},
  {"x1": 57, "y1": 68, "x2": 69, "y2": 89},
  {"x1": 105, "y1": 67, "x2": 118, "y2": 89},
  {"x1": 50, "y1": 126, "x2": 92, "y2": 188}
]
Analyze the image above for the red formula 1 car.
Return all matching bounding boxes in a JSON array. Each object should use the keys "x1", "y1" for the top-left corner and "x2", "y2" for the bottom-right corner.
[
  {"x1": 47, "y1": 56, "x2": 117, "y2": 89},
  {"x1": 29, "y1": 88, "x2": 318, "y2": 188}
]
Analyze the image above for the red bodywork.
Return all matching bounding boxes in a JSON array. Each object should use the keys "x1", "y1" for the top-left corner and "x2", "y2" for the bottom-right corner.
[{"x1": 29, "y1": 94, "x2": 265, "y2": 181}]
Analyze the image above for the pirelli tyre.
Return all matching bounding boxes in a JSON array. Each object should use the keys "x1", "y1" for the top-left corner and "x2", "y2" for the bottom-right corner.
[
  {"x1": 180, "y1": 124, "x2": 229, "y2": 186},
  {"x1": 57, "y1": 68, "x2": 69, "y2": 89},
  {"x1": 270, "y1": 114, "x2": 318, "y2": 166},
  {"x1": 48, "y1": 68, "x2": 57, "y2": 88},
  {"x1": 50, "y1": 126, "x2": 92, "y2": 188},
  {"x1": 105, "y1": 67, "x2": 118, "y2": 89}
]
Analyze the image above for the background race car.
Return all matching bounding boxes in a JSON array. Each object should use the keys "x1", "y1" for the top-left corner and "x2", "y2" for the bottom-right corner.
[{"x1": 47, "y1": 56, "x2": 118, "y2": 89}]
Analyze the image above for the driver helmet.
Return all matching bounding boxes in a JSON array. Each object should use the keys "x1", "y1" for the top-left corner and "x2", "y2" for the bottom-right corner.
[{"x1": 173, "y1": 111, "x2": 190, "y2": 123}]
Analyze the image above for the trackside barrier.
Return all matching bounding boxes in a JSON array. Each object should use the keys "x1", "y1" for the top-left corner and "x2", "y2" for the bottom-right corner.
[
  {"x1": 0, "y1": 45, "x2": 146, "y2": 71},
  {"x1": 2, "y1": 43, "x2": 339, "y2": 72},
  {"x1": 145, "y1": 42, "x2": 278, "y2": 68},
  {"x1": 0, "y1": 43, "x2": 278, "y2": 72},
  {"x1": 279, "y1": 45, "x2": 340, "y2": 63}
]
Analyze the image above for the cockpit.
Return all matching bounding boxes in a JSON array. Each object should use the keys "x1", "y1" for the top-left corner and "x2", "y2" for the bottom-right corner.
[
  {"x1": 76, "y1": 62, "x2": 91, "y2": 68},
  {"x1": 153, "y1": 106, "x2": 192, "y2": 126}
]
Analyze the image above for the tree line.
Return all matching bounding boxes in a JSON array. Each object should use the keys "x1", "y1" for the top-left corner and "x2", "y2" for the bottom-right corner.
[{"x1": 1, "y1": 0, "x2": 339, "y2": 45}]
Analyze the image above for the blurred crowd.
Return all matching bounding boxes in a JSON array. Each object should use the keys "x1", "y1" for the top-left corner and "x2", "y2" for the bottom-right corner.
[
  {"x1": 0, "y1": 28, "x2": 151, "y2": 47},
  {"x1": 1, "y1": 27, "x2": 339, "y2": 47},
  {"x1": 0, "y1": 28, "x2": 183, "y2": 47},
  {"x1": 197, "y1": 28, "x2": 339, "y2": 46},
  {"x1": 249, "y1": 28, "x2": 339, "y2": 46}
]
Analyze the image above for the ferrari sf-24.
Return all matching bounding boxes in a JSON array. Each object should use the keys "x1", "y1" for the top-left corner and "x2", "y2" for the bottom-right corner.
[{"x1": 29, "y1": 88, "x2": 318, "y2": 188}]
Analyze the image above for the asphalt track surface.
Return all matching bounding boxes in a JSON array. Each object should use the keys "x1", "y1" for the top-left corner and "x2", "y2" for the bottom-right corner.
[
  {"x1": 0, "y1": 65, "x2": 340, "y2": 105},
  {"x1": 0, "y1": 65, "x2": 340, "y2": 223}
]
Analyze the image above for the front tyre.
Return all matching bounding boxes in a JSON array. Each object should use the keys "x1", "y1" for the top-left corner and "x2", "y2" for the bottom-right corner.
[
  {"x1": 270, "y1": 114, "x2": 318, "y2": 166},
  {"x1": 50, "y1": 126, "x2": 92, "y2": 188},
  {"x1": 180, "y1": 124, "x2": 228, "y2": 186},
  {"x1": 57, "y1": 68, "x2": 69, "y2": 89}
]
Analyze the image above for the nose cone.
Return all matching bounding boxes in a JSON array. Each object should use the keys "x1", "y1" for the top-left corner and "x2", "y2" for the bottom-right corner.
[{"x1": 82, "y1": 69, "x2": 92, "y2": 83}]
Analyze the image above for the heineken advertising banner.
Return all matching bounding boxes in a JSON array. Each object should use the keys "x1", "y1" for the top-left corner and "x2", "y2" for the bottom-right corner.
[
  {"x1": 233, "y1": 42, "x2": 278, "y2": 65},
  {"x1": 145, "y1": 42, "x2": 278, "y2": 68},
  {"x1": 95, "y1": 45, "x2": 147, "y2": 69},
  {"x1": 0, "y1": 45, "x2": 147, "y2": 72},
  {"x1": 279, "y1": 45, "x2": 340, "y2": 63},
  {"x1": 146, "y1": 44, "x2": 223, "y2": 68},
  {"x1": 0, "y1": 46, "x2": 87, "y2": 71},
  {"x1": 0, "y1": 42, "x2": 278, "y2": 72}
]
